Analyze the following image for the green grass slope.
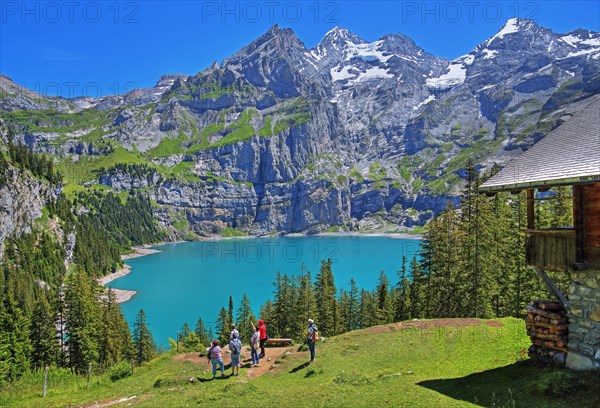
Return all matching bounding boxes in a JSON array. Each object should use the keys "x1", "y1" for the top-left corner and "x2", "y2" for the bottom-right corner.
[{"x1": 2, "y1": 318, "x2": 599, "y2": 408}]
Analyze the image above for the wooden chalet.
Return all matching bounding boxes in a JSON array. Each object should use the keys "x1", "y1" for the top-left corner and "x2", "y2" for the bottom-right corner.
[{"x1": 479, "y1": 95, "x2": 600, "y2": 370}]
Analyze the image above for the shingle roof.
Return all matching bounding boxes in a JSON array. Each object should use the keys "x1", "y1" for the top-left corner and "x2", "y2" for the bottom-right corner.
[{"x1": 479, "y1": 95, "x2": 600, "y2": 192}]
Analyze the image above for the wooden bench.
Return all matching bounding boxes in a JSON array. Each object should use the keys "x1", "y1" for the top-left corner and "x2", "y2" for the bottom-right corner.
[{"x1": 264, "y1": 338, "x2": 292, "y2": 346}]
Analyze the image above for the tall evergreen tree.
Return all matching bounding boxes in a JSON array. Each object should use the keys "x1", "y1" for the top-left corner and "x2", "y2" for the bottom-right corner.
[
  {"x1": 215, "y1": 307, "x2": 231, "y2": 345},
  {"x1": 227, "y1": 296, "x2": 234, "y2": 327},
  {"x1": 180, "y1": 322, "x2": 192, "y2": 341},
  {"x1": 195, "y1": 317, "x2": 210, "y2": 347},
  {"x1": 64, "y1": 270, "x2": 101, "y2": 373},
  {"x1": 394, "y1": 257, "x2": 411, "y2": 321},
  {"x1": 295, "y1": 268, "x2": 317, "y2": 337},
  {"x1": 0, "y1": 290, "x2": 32, "y2": 382},
  {"x1": 374, "y1": 271, "x2": 392, "y2": 324},
  {"x1": 346, "y1": 278, "x2": 360, "y2": 331},
  {"x1": 272, "y1": 272, "x2": 294, "y2": 338},
  {"x1": 315, "y1": 259, "x2": 337, "y2": 336},
  {"x1": 29, "y1": 290, "x2": 58, "y2": 370},
  {"x1": 358, "y1": 289, "x2": 376, "y2": 329},
  {"x1": 236, "y1": 293, "x2": 256, "y2": 343},
  {"x1": 132, "y1": 309, "x2": 156, "y2": 366}
]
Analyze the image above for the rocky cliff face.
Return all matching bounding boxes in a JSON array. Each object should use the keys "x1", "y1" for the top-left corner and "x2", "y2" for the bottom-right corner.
[
  {"x1": 0, "y1": 120, "x2": 59, "y2": 256},
  {"x1": 1, "y1": 19, "x2": 599, "y2": 236}
]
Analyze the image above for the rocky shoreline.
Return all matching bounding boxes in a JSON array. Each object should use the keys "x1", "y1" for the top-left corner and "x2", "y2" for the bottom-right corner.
[{"x1": 97, "y1": 246, "x2": 162, "y2": 303}]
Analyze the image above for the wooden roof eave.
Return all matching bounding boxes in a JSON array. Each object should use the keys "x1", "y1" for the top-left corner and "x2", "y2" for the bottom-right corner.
[{"x1": 478, "y1": 174, "x2": 600, "y2": 194}]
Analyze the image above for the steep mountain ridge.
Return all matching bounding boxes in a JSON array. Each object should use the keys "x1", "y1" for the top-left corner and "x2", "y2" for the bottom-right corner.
[{"x1": 1, "y1": 18, "x2": 599, "y2": 236}]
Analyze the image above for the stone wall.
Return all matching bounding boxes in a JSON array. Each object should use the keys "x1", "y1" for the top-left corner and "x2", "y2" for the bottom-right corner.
[{"x1": 566, "y1": 268, "x2": 600, "y2": 370}]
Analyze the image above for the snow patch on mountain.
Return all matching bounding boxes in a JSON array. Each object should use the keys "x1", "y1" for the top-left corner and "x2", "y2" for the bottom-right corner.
[
  {"x1": 330, "y1": 65, "x2": 393, "y2": 82},
  {"x1": 330, "y1": 66, "x2": 355, "y2": 81},
  {"x1": 486, "y1": 18, "x2": 520, "y2": 44},
  {"x1": 481, "y1": 49, "x2": 498, "y2": 59},
  {"x1": 561, "y1": 34, "x2": 600, "y2": 47},
  {"x1": 358, "y1": 66, "x2": 394, "y2": 81},
  {"x1": 414, "y1": 95, "x2": 436, "y2": 110},
  {"x1": 426, "y1": 54, "x2": 473, "y2": 89},
  {"x1": 345, "y1": 40, "x2": 392, "y2": 63}
]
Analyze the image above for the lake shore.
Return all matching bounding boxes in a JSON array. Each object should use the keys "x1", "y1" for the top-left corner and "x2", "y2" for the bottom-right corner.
[
  {"x1": 196, "y1": 231, "x2": 423, "y2": 241},
  {"x1": 287, "y1": 231, "x2": 424, "y2": 240},
  {"x1": 97, "y1": 245, "x2": 164, "y2": 303}
]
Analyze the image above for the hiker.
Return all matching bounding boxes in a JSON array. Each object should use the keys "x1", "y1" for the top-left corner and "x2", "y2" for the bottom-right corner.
[
  {"x1": 230, "y1": 323, "x2": 239, "y2": 340},
  {"x1": 307, "y1": 319, "x2": 318, "y2": 362},
  {"x1": 229, "y1": 332, "x2": 242, "y2": 376},
  {"x1": 250, "y1": 325, "x2": 260, "y2": 367},
  {"x1": 252, "y1": 319, "x2": 268, "y2": 358},
  {"x1": 207, "y1": 340, "x2": 225, "y2": 379},
  {"x1": 258, "y1": 319, "x2": 268, "y2": 358}
]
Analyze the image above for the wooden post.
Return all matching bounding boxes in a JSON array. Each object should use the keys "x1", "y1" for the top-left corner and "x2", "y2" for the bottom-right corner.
[
  {"x1": 573, "y1": 185, "x2": 586, "y2": 266},
  {"x1": 536, "y1": 268, "x2": 568, "y2": 310},
  {"x1": 86, "y1": 363, "x2": 91, "y2": 390},
  {"x1": 527, "y1": 189, "x2": 535, "y2": 230},
  {"x1": 43, "y1": 366, "x2": 48, "y2": 397}
]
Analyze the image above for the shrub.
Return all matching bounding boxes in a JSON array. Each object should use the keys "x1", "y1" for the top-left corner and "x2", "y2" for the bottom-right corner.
[{"x1": 109, "y1": 361, "x2": 132, "y2": 382}]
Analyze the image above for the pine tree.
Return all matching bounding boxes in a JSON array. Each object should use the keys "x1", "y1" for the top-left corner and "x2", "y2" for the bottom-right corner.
[
  {"x1": 235, "y1": 293, "x2": 256, "y2": 343},
  {"x1": 374, "y1": 271, "x2": 392, "y2": 324},
  {"x1": 64, "y1": 270, "x2": 101, "y2": 374},
  {"x1": 30, "y1": 290, "x2": 58, "y2": 370},
  {"x1": 272, "y1": 272, "x2": 294, "y2": 338},
  {"x1": 227, "y1": 296, "x2": 234, "y2": 327},
  {"x1": 409, "y1": 256, "x2": 426, "y2": 318},
  {"x1": 195, "y1": 317, "x2": 210, "y2": 347},
  {"x1": 0, "y1": 290, "x2": 32, "y2": 382},
  {"x1": 132, "y1": 309, "x2": 156, "y2": 366},
  {"x1": 394, "y1": 257, "x2": 411, "y2": 321},
  {"x1": 358, "y1": 289, "x2": 375, "y2": 329},
  {"x1": 180, "y1": 323, "x2": 192, "y2": 341},
  {"x1": 259, "y1": 299, "x2": 274, "y2": 328},
  {"x1": 295, "y1": 268, "x2": 317, "y2": 337},
  {"x1": 215, "y1": 307, "x2": 231, "y2": 345},
  {"x1": 315, "y1": 259, "x2": 336, "y2": 336},
  {"x1": 345, "y1": 279, "x2": 360, "y2": 331}
]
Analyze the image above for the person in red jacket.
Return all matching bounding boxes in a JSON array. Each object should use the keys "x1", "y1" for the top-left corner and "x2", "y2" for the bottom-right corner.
[{"x1": 252, "y1": 319, "x2": 268, "y2": 358}]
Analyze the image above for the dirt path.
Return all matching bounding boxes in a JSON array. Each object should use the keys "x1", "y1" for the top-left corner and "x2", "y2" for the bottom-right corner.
[
  {"x1": 173, "y1": 345, "x2": 306, "y2": 380},
  {"x1": 79, "y1": 396, "x2": 139, "y2": 408}
]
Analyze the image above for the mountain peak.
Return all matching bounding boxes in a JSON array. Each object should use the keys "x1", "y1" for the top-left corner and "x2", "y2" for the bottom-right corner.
[
  {"x1": 312, "y1": 26, "x2": 365, "y2": 62},
  {"x1": 321, "y1": 26, "x2": 364, "y2": 44},
  {"x1": 484, "y1": 18, "x2": 540, "y2": 46}
]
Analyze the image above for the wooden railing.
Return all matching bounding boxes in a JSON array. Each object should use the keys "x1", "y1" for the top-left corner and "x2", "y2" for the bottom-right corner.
[{"x1": 525, "y1": 229, "x2": 576, "y2": 271}]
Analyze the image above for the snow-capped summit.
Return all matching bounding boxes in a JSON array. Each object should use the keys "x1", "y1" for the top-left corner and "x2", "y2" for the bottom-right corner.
[{"x1": 311, "y1": 26, "x2": 366, "y2": 63}]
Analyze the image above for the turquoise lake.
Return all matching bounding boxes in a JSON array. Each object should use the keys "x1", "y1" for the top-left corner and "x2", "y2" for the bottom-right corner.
[{"x1": 111, "y1": 236, "x2": 421, "y2": 347}]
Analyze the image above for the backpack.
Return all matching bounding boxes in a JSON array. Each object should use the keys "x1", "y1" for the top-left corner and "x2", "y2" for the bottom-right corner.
[
  {"x1": 310, "y1": 325, "x2": 318, "y2": 342},
  {"x1": 231, "y1": 340, "x2": 241, "y2": 355},
  {"x1": 207, "y1": 346, "x2": 214, "y2": 361}
]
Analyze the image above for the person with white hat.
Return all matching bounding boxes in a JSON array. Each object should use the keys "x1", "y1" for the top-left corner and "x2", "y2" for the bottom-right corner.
[{"x1": 306, "y1": 319, "x2": 318, "y2": 363}]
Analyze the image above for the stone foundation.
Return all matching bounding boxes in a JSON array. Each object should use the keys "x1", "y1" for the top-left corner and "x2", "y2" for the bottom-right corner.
[{"x1": 566, "y1": 268, "x2": 600, "y2": 370}]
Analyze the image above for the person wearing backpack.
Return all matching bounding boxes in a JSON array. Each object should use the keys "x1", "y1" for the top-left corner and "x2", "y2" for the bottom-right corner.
[
  {"x1": 230, "y1": 323, "x2": 239, "y2": 340},
  {"x1": 207, "y1": 340, "x2": 225, "y2": 379},
  {"x1": 250, "y1": 325, "x2": 260, "y2": 367},
  {"x1": 229, "y1": 332, "x2": 242, "y2": 376},
  {"x1": 306, "y1": 319, "x2": 318, "y2": 363}
]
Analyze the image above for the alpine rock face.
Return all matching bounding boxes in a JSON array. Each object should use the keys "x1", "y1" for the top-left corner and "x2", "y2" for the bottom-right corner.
[{"x1": 1, "y1": 18, "x2": 599, "y2": 236}]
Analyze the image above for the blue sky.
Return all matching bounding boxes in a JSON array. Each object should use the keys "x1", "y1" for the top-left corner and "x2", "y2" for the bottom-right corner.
[{"x1": 1, "y1": 1, "x2": 599, "y2": 97}]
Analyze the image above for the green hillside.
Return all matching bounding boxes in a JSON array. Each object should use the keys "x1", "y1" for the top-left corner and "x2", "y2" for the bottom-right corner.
[{"x1": 2, "y1": 318, "x2": 598, "y2": 408}]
